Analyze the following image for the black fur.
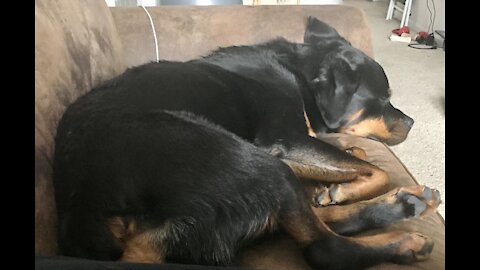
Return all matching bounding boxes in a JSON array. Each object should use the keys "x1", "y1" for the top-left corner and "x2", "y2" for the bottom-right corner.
[
  {"x1": 54, "y1": 17, "x2": 418, "y2": 269},
  {"x1": 55, "y1": 109, "x2": 299, "y2": 264}
]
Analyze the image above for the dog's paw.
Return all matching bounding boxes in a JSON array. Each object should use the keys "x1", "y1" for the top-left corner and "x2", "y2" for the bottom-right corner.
[
  {"x1": 392, "y1": 185, "x2": 442, "y2": 218},
  {"x1": 355, "y1": 185, "x2": 442, "y2": 227},
  {"x1": 312, "y1": 184, "x2": 343, "y2": 207},
  {"x1": 312, "y1": 183, "x2": 352, "y2": 207},
  {"x1": 391, "y1": 233, "x2": 434, "y2": 264}
]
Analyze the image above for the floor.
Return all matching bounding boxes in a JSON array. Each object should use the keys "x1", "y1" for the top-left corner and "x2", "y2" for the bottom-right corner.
[{"x1": 343, "y1": 0, "x2": 445, "y2": 218}]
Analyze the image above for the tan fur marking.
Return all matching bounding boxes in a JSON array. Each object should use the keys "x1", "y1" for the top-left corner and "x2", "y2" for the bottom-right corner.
[
  {"x1": 354, "y1": 231, "x2": 433, "y2": 260},
  {"x1": 311, "y1": 201, "x2": 369, "y2": 223},
  {"x1": 308, "y1": 164, "x2": 389, "y2": 207},
  {"x1": 304, "y1": 111, "x2": 317, "y2": 138},
  {"x1": 107, "y1": 217, "x2": 126, "y2": 242},
  {"x1": 352, "y1": 231, "x2": 433, "y2": 261},
  {"x1": 345, "y1": 109, "x2": 365, "y2": 126},
  {"x1": 345, "y1": 146, "x2": 367, "y2": 161},
  {"x1": 127, "y1": 220, "x2": 137, "y2": 236},
  {"x1": 106, "y1": 217, "x2": 139, "y2": 248},
  {"x1": 341, "y1": 117, "x2": 391, "y2": 140},
  {"x1": 121, "y1": 231, "x2": 164, "y2": 263},
  {"x1": 353, "y1": 231, "x2": 407, "y2": 247},
  {"x1": 397, "y1": 233, "x2": 432, "y2": 256},
  {"x1": 331, "y1": 167, "x2": 389, "y2": 203}
]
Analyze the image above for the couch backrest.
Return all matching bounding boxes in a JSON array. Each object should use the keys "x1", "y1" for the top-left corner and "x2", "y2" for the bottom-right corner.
[
  {"x1": 35, "y1": 0, "x2": 126, "y2": 255},
  {"x1": 110, "y1": 5, "x2": 374, "y2": 67}
]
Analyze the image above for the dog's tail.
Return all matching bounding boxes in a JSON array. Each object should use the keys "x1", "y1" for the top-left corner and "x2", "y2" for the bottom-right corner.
[{"x1": 58, "y1": 208, "x2": 123, "y2": 260}]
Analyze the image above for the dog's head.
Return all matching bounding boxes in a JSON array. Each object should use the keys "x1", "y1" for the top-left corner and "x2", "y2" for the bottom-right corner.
[{"x1": 304, "y1": 17, "x2": 413, "y2": 146}]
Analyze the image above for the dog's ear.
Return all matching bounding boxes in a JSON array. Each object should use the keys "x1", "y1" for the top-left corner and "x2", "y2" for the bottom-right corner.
[
  {"x1": 304, "y1": 17, "x2": 342, "y2": 45},
  {"x1": 311, "y1": 56, "x2": 360, "y2": 129}
]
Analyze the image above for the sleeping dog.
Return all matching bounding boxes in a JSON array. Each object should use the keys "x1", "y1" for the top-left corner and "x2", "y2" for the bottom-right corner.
[{"x1": 53, "y1": 17, "x2": 440, "y2": 269}]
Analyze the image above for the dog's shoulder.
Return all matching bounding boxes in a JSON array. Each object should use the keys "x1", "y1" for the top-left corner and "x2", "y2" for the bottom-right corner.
[
  {"x1": 197, "y1": 38, "x2": 301, "y2": 91},
  {"x1": 198, "y1": 40, "x2": 283, "y2": 70}
]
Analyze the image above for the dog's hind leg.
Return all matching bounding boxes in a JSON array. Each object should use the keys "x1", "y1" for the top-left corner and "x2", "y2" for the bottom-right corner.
[
  {"x1": 311, "y1": 185, "x2": 441, "y2": 235},
  {"x1": 279, "y1": 195, "x2": 435, "y2": 269}
]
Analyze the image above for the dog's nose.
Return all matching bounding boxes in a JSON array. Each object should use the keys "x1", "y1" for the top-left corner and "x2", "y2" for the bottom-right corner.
[{"x1": 404, "y1": 116, "x2": 414, "y2": 129}]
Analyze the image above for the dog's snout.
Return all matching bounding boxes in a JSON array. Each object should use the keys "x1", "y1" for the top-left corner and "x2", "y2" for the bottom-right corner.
[{"x1": 404, "y1": 116, "x2": 414, "y2": 129}]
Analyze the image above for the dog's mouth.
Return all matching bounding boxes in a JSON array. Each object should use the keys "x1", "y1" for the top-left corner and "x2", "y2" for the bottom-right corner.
[
  {"x1": 367, "y1": 119, "x2": 413, "y2": 145},
  {"x1": 367, "y1": 135, "x2": 380, "y2": 142},
  {"x1": 338, "y1": 117, "x2": 413, "y2": 146},
  {"x1": 381, "y1": 124, "x2": 411, "y2": 145},
  {"x1": 367, "y1": 133, "x2": 403, "y2": 145}
]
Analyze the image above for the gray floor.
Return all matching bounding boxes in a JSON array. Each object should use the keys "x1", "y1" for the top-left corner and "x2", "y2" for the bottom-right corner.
[{"x1": 343, "y1": 0, "x2": 445, "y2": 218}]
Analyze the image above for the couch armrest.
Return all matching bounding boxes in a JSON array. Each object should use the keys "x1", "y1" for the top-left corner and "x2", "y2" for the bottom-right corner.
[
  {"x1": 35, "y1": 0, "x2": 126, "y2": 255},
  {"x1": 110, "y1": 5, "x2": 374, "y2": 67}
]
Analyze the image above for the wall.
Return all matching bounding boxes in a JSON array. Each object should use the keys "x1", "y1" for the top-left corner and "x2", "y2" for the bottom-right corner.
[
  {"x1": 408, "y1": 0, "x2": 444, "y2": 33},
  {"x1": 105, "y1": 0, "x2": 159, "y2": 6}
]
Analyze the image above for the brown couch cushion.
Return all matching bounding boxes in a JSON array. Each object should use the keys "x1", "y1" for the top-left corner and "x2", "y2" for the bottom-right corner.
[
  {"x1": 110, "y1": 5, "x2": 374, "y2": 66},
  {"x1": 35, "y1": 0, "x2": 126, "y2": 255},
  {"x1": 238, "y1": 134, "x2": 444, "y2": 270}
]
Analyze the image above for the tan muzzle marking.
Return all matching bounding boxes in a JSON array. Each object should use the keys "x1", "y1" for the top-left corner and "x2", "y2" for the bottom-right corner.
[{"x1": 340, "y1": 116, "x2": 391, "y2": 140}]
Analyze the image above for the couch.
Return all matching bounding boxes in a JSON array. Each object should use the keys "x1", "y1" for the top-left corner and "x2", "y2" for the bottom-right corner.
[{"x1": 35, "y1": 0, "x2": 444, "y2": 269}]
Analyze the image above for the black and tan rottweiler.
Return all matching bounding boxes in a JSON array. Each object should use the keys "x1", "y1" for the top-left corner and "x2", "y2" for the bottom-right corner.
[{"x1": 53, "y1": 17, "x2": 441, "y2": 269}]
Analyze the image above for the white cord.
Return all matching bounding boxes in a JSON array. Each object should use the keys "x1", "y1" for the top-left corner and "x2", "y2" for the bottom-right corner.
[{"x1": 140, "y1": 5, "x2": 159, "y2": 63}]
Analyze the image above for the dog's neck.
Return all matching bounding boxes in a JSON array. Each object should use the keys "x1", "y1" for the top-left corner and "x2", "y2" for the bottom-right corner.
[
  {"x1": 263, "y1": 39, "x2": 340, "y2": 134},
  {"x1": 199, "y1": 38, "x2": 336, "y2": 135}
]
